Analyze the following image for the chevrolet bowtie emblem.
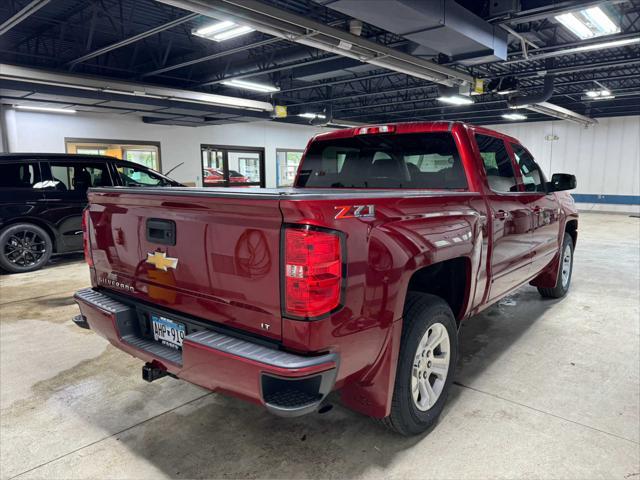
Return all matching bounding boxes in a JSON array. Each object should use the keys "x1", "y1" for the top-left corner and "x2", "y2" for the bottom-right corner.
[{"x1": 146, "y1": 251, "x2": 178, "y2": 271}]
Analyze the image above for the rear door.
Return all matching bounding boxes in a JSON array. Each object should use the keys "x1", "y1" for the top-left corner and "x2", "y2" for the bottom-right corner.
[
  {"x1": 474, "y1": 134, "x2": 534, "y2": 301},
  {"x1": 510, "y1": 143, "x2": 561, "y2": 275},
  {"x1": 42, "y1": 160, "x2": 113, "y2": 252}
]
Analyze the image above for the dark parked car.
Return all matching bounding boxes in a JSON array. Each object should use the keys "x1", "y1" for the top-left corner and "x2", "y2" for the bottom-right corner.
[{"x1": 0, "y1": 153, "x2": 181, "y2": 273}]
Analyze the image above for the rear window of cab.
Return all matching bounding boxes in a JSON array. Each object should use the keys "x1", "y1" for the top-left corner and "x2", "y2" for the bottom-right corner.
[{"x1": 296, "y1": 132, "x2": 468, "y2": 190}]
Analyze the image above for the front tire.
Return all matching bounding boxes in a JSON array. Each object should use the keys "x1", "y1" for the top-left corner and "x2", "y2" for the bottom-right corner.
[
  {"x1": 379, "y1": 293, "x2": 458, "y2": 436},
  {"x1": 0, "y1": 223, "x2": 53, "y2": 273},
  {"x1": 538, "y1": 233, "x2": 574, "y2": 299}
]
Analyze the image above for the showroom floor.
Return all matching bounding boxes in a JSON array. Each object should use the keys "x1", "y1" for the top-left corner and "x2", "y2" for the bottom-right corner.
[{"x1": 1, "y1": 212, "x2": 638, "y2": 480}]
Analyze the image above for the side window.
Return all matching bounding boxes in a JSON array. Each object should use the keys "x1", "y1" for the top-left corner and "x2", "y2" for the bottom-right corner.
[
  {"x1": 117, "y1": 165, "x2": 168, "y2": 186},
  {"x1": 511, "y1": 144, "x2": 545, "y2": 192},
  {"x1": 475, "y1": 134, "x2": 517, "y2": 193},
  {"x1": 49, "y1": 163, "x2": 111, "y2": 193},
  {"x1": 0, "y1": 162, "x2": 43, "y2": 188}
]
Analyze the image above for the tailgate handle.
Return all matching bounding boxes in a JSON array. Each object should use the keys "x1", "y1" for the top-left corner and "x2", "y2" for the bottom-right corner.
[{"x1": 146, "y1": 219, "x2": 176, "y2": 245}]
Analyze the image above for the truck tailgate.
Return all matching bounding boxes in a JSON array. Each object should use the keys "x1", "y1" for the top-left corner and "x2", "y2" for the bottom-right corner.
[{"x1": 87, "y1": 188, "x2": 283, "y2": 340}]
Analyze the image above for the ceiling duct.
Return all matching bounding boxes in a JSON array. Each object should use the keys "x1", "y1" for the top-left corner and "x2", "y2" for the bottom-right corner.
[
  {"x1": 313, "y1": 0, "x2": 508, "y2": 65},
  {"x1": 155, "y1": 0, "x2": 474, "y2": 87},
  {"x1": 507, "y1": 75, "x2": 554, "y2": 108}
]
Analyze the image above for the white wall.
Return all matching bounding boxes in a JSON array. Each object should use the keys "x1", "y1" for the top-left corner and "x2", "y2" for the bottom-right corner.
[
  {"x1": 486, "y1": 115, "x2": 640, "y2": 213},
  {"x1": 3, "y1": 109, "x2": 332, "y2": 187}
]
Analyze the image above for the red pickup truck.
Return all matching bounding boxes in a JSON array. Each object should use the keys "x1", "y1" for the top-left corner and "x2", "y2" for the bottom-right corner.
[{"x1": 73, "y1": 122, "x2": 577, "y2": 435}]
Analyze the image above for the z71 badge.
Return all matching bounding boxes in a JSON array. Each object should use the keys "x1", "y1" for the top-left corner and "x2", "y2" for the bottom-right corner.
[{"x1": 334, "y1": 204, "x2": 376, "y2": 219}]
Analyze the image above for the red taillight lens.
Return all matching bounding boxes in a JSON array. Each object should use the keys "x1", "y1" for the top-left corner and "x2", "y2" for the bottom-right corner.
[
  {"x1": 284, "y1": 227, "x2": 342, "y2": 318},
  {"x1": 82, "y1": 209, "x2": 94, "y2": 267}
]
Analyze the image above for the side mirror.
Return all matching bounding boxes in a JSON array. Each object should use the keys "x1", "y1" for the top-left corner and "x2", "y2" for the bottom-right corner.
[{"x1": 547, "y1": 173, "x2": 576, "y2": 192}]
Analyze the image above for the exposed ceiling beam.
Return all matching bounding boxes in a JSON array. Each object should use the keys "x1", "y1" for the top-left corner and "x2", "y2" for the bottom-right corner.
[
  {"x1": 494, "y1": 0, "x2": 629, "y2": 25},
  {"x1": 66, "y1": 12, "x2": 199, "y2": 69},
  {"x1": 155, "y1": 0, "x2": 474, "y2": 87},
  {"x1": 0, "y1": 63, "x2": 273, "y2": 112},
  {"x1": 140, "y1": 37, "x2": 280, "y2": 77},
  {"x1": 0, "y1": 0, "x2": 51, "y2": 36}
]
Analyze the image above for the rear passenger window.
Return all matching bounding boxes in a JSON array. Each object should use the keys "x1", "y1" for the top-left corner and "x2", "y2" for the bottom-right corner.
[
  {"x1": 475, "y1": 134, "x2": 517, "y2": 193},
  {"x1": 49, "y1": 163, "x2": 111, "y2": 193},
  {"x1": 0, "y1": 162, "x2": 43, "y2": 189}
]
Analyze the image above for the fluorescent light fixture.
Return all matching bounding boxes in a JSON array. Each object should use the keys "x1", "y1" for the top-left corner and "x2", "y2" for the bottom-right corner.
[
  {"x1": 437, "y1": 95, "x2": 473, "y2": 106},
  {"x1": 212, "y1": 25, "x2": 254, "y2": 41},
  {"x1": 555, "y1": 6, "x2": 620, "y2": 40},
  {"x1": 583, "y1": 89, "x2": 615, "y2": 100},
  {"x1": 298, "y1": 112, "x2": 326, "y2": 119},
  {"x1": 221, "y1": 79, "x2": 279, "y2": 93},
  {"x1": 502, "y1": 113, "x2": 528, "y2": 121},
  {"x1": 192, "y1": 21, "x2": 254, "y2": 42},
  {"x1": 15, "y1": 105, "x2": 76, "y2": 114},
  {"x1": 497, "y1": 89, "x2": 517, "y2": 95},
  {"x1": 585, "y1": 89, "x2": 611, "y2": 97},
  {"x1": 194, "y1": 20, "x2": 235, "y2": 36}
]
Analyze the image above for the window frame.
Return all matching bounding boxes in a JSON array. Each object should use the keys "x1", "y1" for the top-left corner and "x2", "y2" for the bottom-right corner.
[
  {"x1": 65, "y1": 137, "x2": 162, "y2": 172},
  {"x1": 508, "y1": 142, "x2": 549, "y2": 194},
  {"x1": 473, "y1": 133, "x2": 521, "y2": 195},
  {"x1": 42, "y1": 160, "x2": 114, "y2": 194},
  {"x1": 276, "y1": 148, "x2": 304, "y2": 187},
  {"x1": 0, "y1": 160, "x2": 44, "y2": 190}
]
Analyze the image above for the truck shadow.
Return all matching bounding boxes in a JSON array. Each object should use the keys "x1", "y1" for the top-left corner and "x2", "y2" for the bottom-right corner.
[{"x1": 102, "y1": 287, "x2": 560, "y2": 479}]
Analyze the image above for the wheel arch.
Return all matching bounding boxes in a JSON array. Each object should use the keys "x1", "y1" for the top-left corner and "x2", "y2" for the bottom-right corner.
[{"x1": 404, "y1": 256, "x2": 472, "y2": 327}]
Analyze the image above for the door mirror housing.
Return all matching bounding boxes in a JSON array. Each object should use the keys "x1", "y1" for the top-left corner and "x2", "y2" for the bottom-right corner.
[{"x1": 547, "y1": 173, "x2": 576, "y2": 192}]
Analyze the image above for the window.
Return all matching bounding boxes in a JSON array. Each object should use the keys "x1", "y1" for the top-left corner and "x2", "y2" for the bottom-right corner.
[
  {"x1": 49, "y1": 163, "x2": 111, "y2": 192},
  {"x1": 124, "y1": 149, "x2": 159, "y2": 170},
  {"x1": 65, "y1": 139, "x2": 161, "y2": 171},
  {"x1": 511, "y1": 144, "x2": 545, "y2": 192},
  {"x1": 276, "y1": 150, "x2": 303, "y2": 187},
  {"x1": 117, "y1": 164, "x2": 172, "y2": 187},
  {"x1": 475, "y1": 134, "x2": 517, "y2": 193},
  {"x1": 296, "y1": 132, "x2": 467, "y2": 190},
  {"x1": 0, "y1": 162, "x2": 43, "y2": 188}
]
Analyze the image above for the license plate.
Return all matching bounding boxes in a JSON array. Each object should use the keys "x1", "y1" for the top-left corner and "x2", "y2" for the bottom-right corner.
[{"x1": 151, "y1": 314, "x2": 186, "y2": 350}]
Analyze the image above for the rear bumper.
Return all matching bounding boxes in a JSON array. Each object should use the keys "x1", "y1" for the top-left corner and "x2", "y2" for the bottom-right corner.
[{"x1": 73, "y1": 288, "x2": 337, "y2": 417}]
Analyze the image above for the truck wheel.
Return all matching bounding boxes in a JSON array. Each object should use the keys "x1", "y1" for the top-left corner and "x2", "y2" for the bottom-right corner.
[
  {"x1": 0, "y1": 223, "x2": 53, "y2": 274},
  {"x1": 379, "y1": 292, "x2": 458, "y2": 436},
  {"x1": 538, "y1": 233, "x2": 574, "y2": 299}
]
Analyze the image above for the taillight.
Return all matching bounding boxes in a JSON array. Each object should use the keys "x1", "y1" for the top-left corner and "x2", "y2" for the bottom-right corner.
[
  {"x1": 284, "y1": 227, "x2": 343, "y2": 319},
  {"x1": 82, "y1": 209, "x2": 94, "y2": 267}
]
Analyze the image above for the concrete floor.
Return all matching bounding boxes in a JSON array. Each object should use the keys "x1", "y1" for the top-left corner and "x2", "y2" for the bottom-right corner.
[{"x1": 1, "y1": 211, "x2": 638, "y2": 480}]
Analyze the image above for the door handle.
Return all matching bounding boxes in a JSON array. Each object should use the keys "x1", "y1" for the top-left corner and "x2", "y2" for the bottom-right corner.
[{"x1": 495, "y1": 210, "x2": 510, "y2": 220}]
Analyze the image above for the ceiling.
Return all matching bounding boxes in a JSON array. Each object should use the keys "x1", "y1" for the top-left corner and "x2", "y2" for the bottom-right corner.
[{"x1": 1, "y1": 0, "x2": 639, "y2": 127}]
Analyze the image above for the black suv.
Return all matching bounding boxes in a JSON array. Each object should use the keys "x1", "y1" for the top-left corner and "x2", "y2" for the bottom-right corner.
[{"x1": 0, "y1": 153, "x2": 182, "y2": 273}]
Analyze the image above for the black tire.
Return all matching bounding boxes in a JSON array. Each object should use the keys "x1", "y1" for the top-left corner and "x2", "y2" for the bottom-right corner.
[
  {"x1": 378, "y1": 292, "x2": 458, "y2": 436},
  {"x1": 0, "y1": 223, "x2": 53, "y2": 274},
  {"x1": 538, "y1": 233, "x2": 574, "y2": 299}
]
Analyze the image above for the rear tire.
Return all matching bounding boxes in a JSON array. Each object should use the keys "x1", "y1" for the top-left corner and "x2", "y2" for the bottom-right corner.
[
  {"x1": 0, "y1": 223, "x2": 53, "y2": 273},
  {"x1": 538, "y1": 233, "x2": 574, "y2": 299},
  {"x1": 378, "y1": 292, "x2": 458, "y2": 436}
]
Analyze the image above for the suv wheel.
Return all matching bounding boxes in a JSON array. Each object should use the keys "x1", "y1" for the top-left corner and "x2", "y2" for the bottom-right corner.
[
  {"x1": 378, "y1": 292, "x2": 458, "y2": 435},
  {"x1": 0, "y1": 223, "x2": 53, "y2": 273}
]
